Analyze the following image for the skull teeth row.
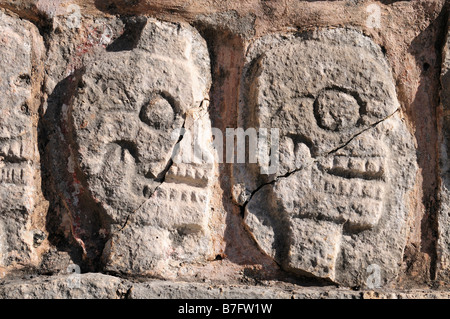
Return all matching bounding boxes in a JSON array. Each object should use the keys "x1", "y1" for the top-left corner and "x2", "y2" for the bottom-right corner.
[
  {"x1": 320, "y1": 156, "x2": 385, "y2": 180},
  {"x1": 153, "y1": 186, "x2": 208, "y2": 205},
  {"x1": 167, "y1": 165, "x2": 209, "y2": 182},
  {"x1": 0, "y1": 166, "x2": 26, "y2": 185},
  {"x1": 0, "y1": 139, "x2": 28, "y2": 161},
  {"x1": 321, "y1": 176, "x2": 384, "y2": 200}
]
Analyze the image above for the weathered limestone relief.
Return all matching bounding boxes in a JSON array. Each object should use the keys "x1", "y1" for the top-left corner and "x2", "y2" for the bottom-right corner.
[
  {"x1": 0, "y1": 0, "x2": 449, "y2": 297},
  {"x1": 236, "y1": 29, "x2": 418, "y2": 286},
  {"x1": 0, "y1": 10, "x2": 48, "y2": 273},
  {"x1": 44, "y1": 15, "x2": 216, "y2": 277}
]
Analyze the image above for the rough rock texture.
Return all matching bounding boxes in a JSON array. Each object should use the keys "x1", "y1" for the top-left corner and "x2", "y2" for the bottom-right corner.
[
  {"x1": 44, "y1": 16, "x2": 216, "y2": 278},
  {"x1": 0, "y1": 10, "x2": 48, "y2": 275},
  {"x1": 236, "y1": 29, "x2": 417, "y2": 286},
  {"x1": 0, "y1": 0, "x2": 449, "y2": 298},
  {"x1": 438, "y1": 14, "x2": 450, "y2": 282},
  {"x1": 2, "y1": 273, "x2": 450, "y2": 299},
  {"x1": 41, "y1": 14, "x2": 131, "y2": 273}
]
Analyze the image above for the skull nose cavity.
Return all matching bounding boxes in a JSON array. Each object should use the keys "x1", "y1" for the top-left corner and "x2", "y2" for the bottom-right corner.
[
  {"x1": 139, "y1": 94, "x2": 175, "y2": 130},
  {"x1": 314, "y1": 90, "x2": 360, "y2": 131}
]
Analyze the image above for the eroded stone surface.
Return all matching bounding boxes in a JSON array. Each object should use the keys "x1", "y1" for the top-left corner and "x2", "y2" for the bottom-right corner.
[
  {"x1": 46, "y1": 17, "x2": 215, "y2": 276},
  {"x1": 41, "y1": 15, "x2": 135, "y2": 272},
  {"x1": 0, "y1": 10, "x2": 47, "y2": 272},
  {"x1": 438, "y1": 16, "x2": 450, "y2": 281},
  {"x1": 237, "y1": 29, "x2": 417, "y2": 287},
  {"x1": 2, "y1": 273, "x2": 450, "y2": 299},
  {"x1": 0, "y1": 0, "x2": 445, "y2": 294}
]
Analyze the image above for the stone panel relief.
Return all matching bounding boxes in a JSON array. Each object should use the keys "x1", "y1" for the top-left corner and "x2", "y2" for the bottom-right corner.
[
  {"x1": 237, "y1": 29, "x2": 418, "y2": 286},
  {"x1": 0, "y1": 10, "x2": 47, "y2": 271},
  {"x1": 0, "y1": 0, "x2": 446, "y2": 292},
  {"x1": 47, "y1": 17, "x2": 215, "y2": 276}
]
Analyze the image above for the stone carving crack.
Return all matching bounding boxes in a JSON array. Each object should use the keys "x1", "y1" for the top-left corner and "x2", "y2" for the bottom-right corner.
[
  {"x1": 113, "y1": 97, "x2": 211, "y2": 234},
  {"x1": 115, "y1": 117, "x2": 188, "y2": 233},
  {"x1": 326, "y1": 109, "x2": 400, "y2": 156},
  {"x1": 241, "y1": 108, "x2": 400, "y2": 213}
]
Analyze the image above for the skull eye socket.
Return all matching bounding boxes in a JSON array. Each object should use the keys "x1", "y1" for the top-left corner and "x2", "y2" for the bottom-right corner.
[
  {"x1": 314, "y1": 90, "x2": 361, "y2": 131},
  {"x1": 139, "y1": 94, "x2": 175, "y2": 130}
]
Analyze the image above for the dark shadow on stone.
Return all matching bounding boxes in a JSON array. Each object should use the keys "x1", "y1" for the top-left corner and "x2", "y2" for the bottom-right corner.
[
  {"x1": 38, "y1": 73, "x2": 85, "y2": 272},
  {"x1": 93, "y1": 0, "x2": 121, "y2": 14},
  {"x1": 106, "y1": 16, "x2": 147, "y2": 52},
  {"x1": 38, "y1": 69, "x2": 111, "y2": 273},
  {"x1": 401, "y1": 4, "x2": 448, "y2": 284}
]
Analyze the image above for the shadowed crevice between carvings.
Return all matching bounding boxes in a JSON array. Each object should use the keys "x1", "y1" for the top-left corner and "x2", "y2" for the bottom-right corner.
[
  {"x1": 400, "y1": 5, "x2": 449, "y2": 283},
  {"x1": 40, "y1": 69, "x2": 112, "y2": 273}
]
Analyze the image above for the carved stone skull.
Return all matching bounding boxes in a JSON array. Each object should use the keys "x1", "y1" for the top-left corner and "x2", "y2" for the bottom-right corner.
[
  {"x1": 238, "y1": 29, "x2": 417, "y2": 286},
  {"x1": 64, "y1": 18, "x2": 215, "y2": 275}
]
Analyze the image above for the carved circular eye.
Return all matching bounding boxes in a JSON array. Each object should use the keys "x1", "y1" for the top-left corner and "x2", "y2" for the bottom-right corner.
[
  {"x1": 139, "y1": 95, "x2": 175, "y2": 129},
  {"x1": 314, "y1": 90, "x2": 360, "y2": 131}
]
